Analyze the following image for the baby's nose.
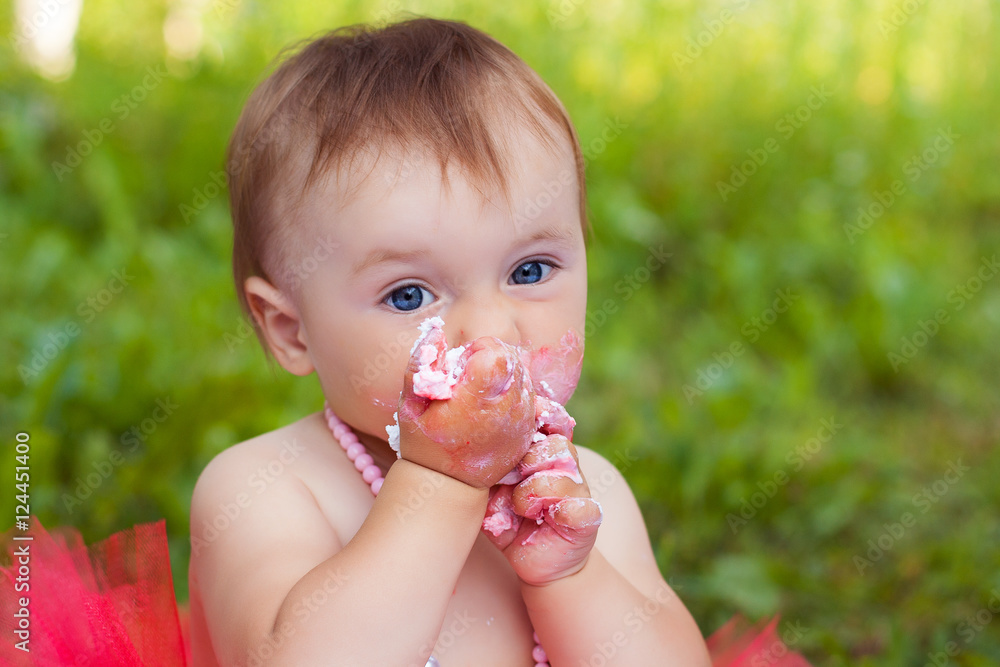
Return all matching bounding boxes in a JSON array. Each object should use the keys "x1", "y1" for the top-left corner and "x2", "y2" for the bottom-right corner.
[{"x1": 446, "y1": 294, "x2": 521, "y2": 349}]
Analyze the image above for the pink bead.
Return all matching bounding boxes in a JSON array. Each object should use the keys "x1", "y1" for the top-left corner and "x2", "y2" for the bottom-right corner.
[
  {"x1": 354, "y1": 453, "x2": 374, "y2": 471},
  {"x1": 332, "y1": 423, "x2": 348, "y2": 439},
  {"x1": 362, "y1": 465, "x2": 382, "y2": 484},
  {"x1": 532, "y1": 632, "x2": 541, "y2": 643},
  {"x1": 535, "y1": 663, "x2": 548, "y2": 667},
  {"x1": 370, "y1": 477, "x2": 384, "y2": 495},
  {"x1": 532, "y1": 645, "x2": 548, "y2": 662},
  {"x1": 340, "y1": 431, "x2": 360, "y2": 446},
  {"x1": 346, "y1": 443, "x2": 365, "y2": 460}
]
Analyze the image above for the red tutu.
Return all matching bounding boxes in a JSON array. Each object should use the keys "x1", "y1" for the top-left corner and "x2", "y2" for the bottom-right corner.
[
  {"x1": 2, "y1": 519, "x2": 810, "y2": 666},
  {"x1": 708, "y1": 615, "x2": 812, "y2": 667},
  {"x1": 1, "y1": 518, "x2": 188, "y2": 666}
]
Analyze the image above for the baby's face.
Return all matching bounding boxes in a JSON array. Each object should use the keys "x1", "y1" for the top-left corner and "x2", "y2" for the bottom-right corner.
[{"x1": 288, "y1": 126, "x2": 587, "y2": 441}]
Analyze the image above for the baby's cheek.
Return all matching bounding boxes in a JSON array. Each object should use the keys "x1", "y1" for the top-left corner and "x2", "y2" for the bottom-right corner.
[{"x1": 358, "y1": 378, "x2": 405, "y2": 435}]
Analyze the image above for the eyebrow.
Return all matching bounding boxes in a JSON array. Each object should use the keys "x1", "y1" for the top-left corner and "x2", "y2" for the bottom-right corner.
[
  {"x1": 349, "y1": 249, "x2": 428, "y2": 279},
  {"x1": 525, "y1": 226, "x2": 578, "y2": 246},
  {"x1": 349, "y1": 225, "x2": 578, "y2": 279}
]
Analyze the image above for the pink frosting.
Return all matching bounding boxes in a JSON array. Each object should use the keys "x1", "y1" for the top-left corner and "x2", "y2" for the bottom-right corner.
[
  {"x1": 410, "y1": 319, "x2": 467, "y2": 400},
  {"x1": 412, "y1": 344, "x2": 457, "y2": 399},
  {"x1": 520, "y1": 329, "x2": 584, "y2": 405},
  {"x1": 402, "y1": 317, "x2": 588, "y2": 541},
  {"x1": 482, "y1": 509, "x2": 516, "y2": 537}
]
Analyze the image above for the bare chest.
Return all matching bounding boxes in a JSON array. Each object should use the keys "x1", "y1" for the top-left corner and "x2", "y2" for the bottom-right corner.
[
  {"x1": 424, "y1": 536, "x2": 539, "y2": 667},
  {"x1": 298, "y1": 430, "x2": 544, "y2": 667},
  {"x1": 308, "y1": 465, "x2": 539, "y2": 666}
]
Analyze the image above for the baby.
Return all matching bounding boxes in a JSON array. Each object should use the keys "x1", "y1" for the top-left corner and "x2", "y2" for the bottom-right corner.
[{"x1": 188, "y1": 16, "x2": 711, "y2": 666}]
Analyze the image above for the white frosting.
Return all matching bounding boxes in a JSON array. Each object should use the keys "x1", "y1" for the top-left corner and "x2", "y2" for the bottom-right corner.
[
  {"x1": 410, "y1": 315, "x2": 445, "y2": 355},
  {"x1": 411, "y1": 316, "x2": 467, "y2": 400},
  {"x1": 385, "y1": 410, "x2": 401, "y2": 457}
]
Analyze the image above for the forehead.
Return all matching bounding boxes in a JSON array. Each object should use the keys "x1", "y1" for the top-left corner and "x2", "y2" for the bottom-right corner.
[{"x1": 297, "y1": 118, "x2": 580, "y2": 234}]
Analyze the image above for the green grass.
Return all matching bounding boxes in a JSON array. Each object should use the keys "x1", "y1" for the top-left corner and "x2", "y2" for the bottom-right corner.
[{"x1": 2, "y1": 1, "x2": 999, "y2": 663}]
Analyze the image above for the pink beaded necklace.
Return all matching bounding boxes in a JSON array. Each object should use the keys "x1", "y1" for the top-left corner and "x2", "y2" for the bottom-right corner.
[{"x1": 322, "y1": 404, "x2": 550, "y2": 667}]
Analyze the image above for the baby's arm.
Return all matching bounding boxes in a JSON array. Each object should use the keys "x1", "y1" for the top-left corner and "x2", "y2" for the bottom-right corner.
[
  {"x1": 190, "y1": 441, "x2": 487, "y2": 666},
  {"x1": 518, "y1": 447, "x2": 711, "y2": 666},
  {"x1": 190, "y1": 335, "x2": 534, "y2": 666}
]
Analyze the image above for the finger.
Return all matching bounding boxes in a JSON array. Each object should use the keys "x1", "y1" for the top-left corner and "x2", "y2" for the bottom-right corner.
[
  {"x1": 517, "y1": 434, "x2": 580, "y2": 480},
  {"x1": 482, "y1": 485, "x2": 521, "y2": 550},
  {"x1": 511, "y1": 468, "x2": 589, "y2": 520},
  {"x1": 534, "y1": 395, "x2": 576, "y2": 440},
  {"x1": 455, "y1": 337, "x2": 520, "y2": 401},
  {"x1": 545, "y1": 497, "x2": 603, "y2": 543}
]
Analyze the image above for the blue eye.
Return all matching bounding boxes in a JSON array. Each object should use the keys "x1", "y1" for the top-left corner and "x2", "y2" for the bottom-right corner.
[
  {"x1": 510, "y1": 261, "x2": 552, "y2": 285},
  {"x1": 385, "y1": 284, "x2": 434, "y2": 312}
]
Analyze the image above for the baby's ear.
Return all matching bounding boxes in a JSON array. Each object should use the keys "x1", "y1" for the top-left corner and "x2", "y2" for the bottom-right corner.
[{"x1": 244, "y1": 276, "x2": 314, "y2": 376}]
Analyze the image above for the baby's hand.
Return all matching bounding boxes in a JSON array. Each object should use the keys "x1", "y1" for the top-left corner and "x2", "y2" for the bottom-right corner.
[
  {"x1": 396, "y1": 325, "x2": 536, "y2": 488},
  {"x1": 483, "y1": 434, "x2": 603, "y2": 586}
]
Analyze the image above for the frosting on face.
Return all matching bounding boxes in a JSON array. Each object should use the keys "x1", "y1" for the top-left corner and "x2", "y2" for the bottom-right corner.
[
  {"x1": 410, "y1": 316, "x2": 468, "y2": 400},
  {"x1": 520, "y1": 329, "x2": 584, "y2": 405}
]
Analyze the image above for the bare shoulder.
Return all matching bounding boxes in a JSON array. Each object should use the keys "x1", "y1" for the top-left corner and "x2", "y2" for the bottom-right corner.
[
  {"x1": 574, "y1": 444, "x2": 668, "y2": 599},
  {"x1": 191, "y1": 411, "x2": 368, "y2": 538},
  {"x1": 188, "y1": 412, "x2": 359, "y2": 665},
  {"x1": 190, "y1": 413, "x2": 334, "y2": 538}
]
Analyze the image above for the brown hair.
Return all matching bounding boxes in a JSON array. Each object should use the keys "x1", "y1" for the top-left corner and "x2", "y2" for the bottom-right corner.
[{"x1": 227, "y1": 15, "x2": 588, "y2": 328}]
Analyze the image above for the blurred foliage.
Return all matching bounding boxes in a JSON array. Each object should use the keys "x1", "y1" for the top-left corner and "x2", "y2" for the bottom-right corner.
[{"x1": 2, "y1": 0, "x2": 999, "y2": 663}]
